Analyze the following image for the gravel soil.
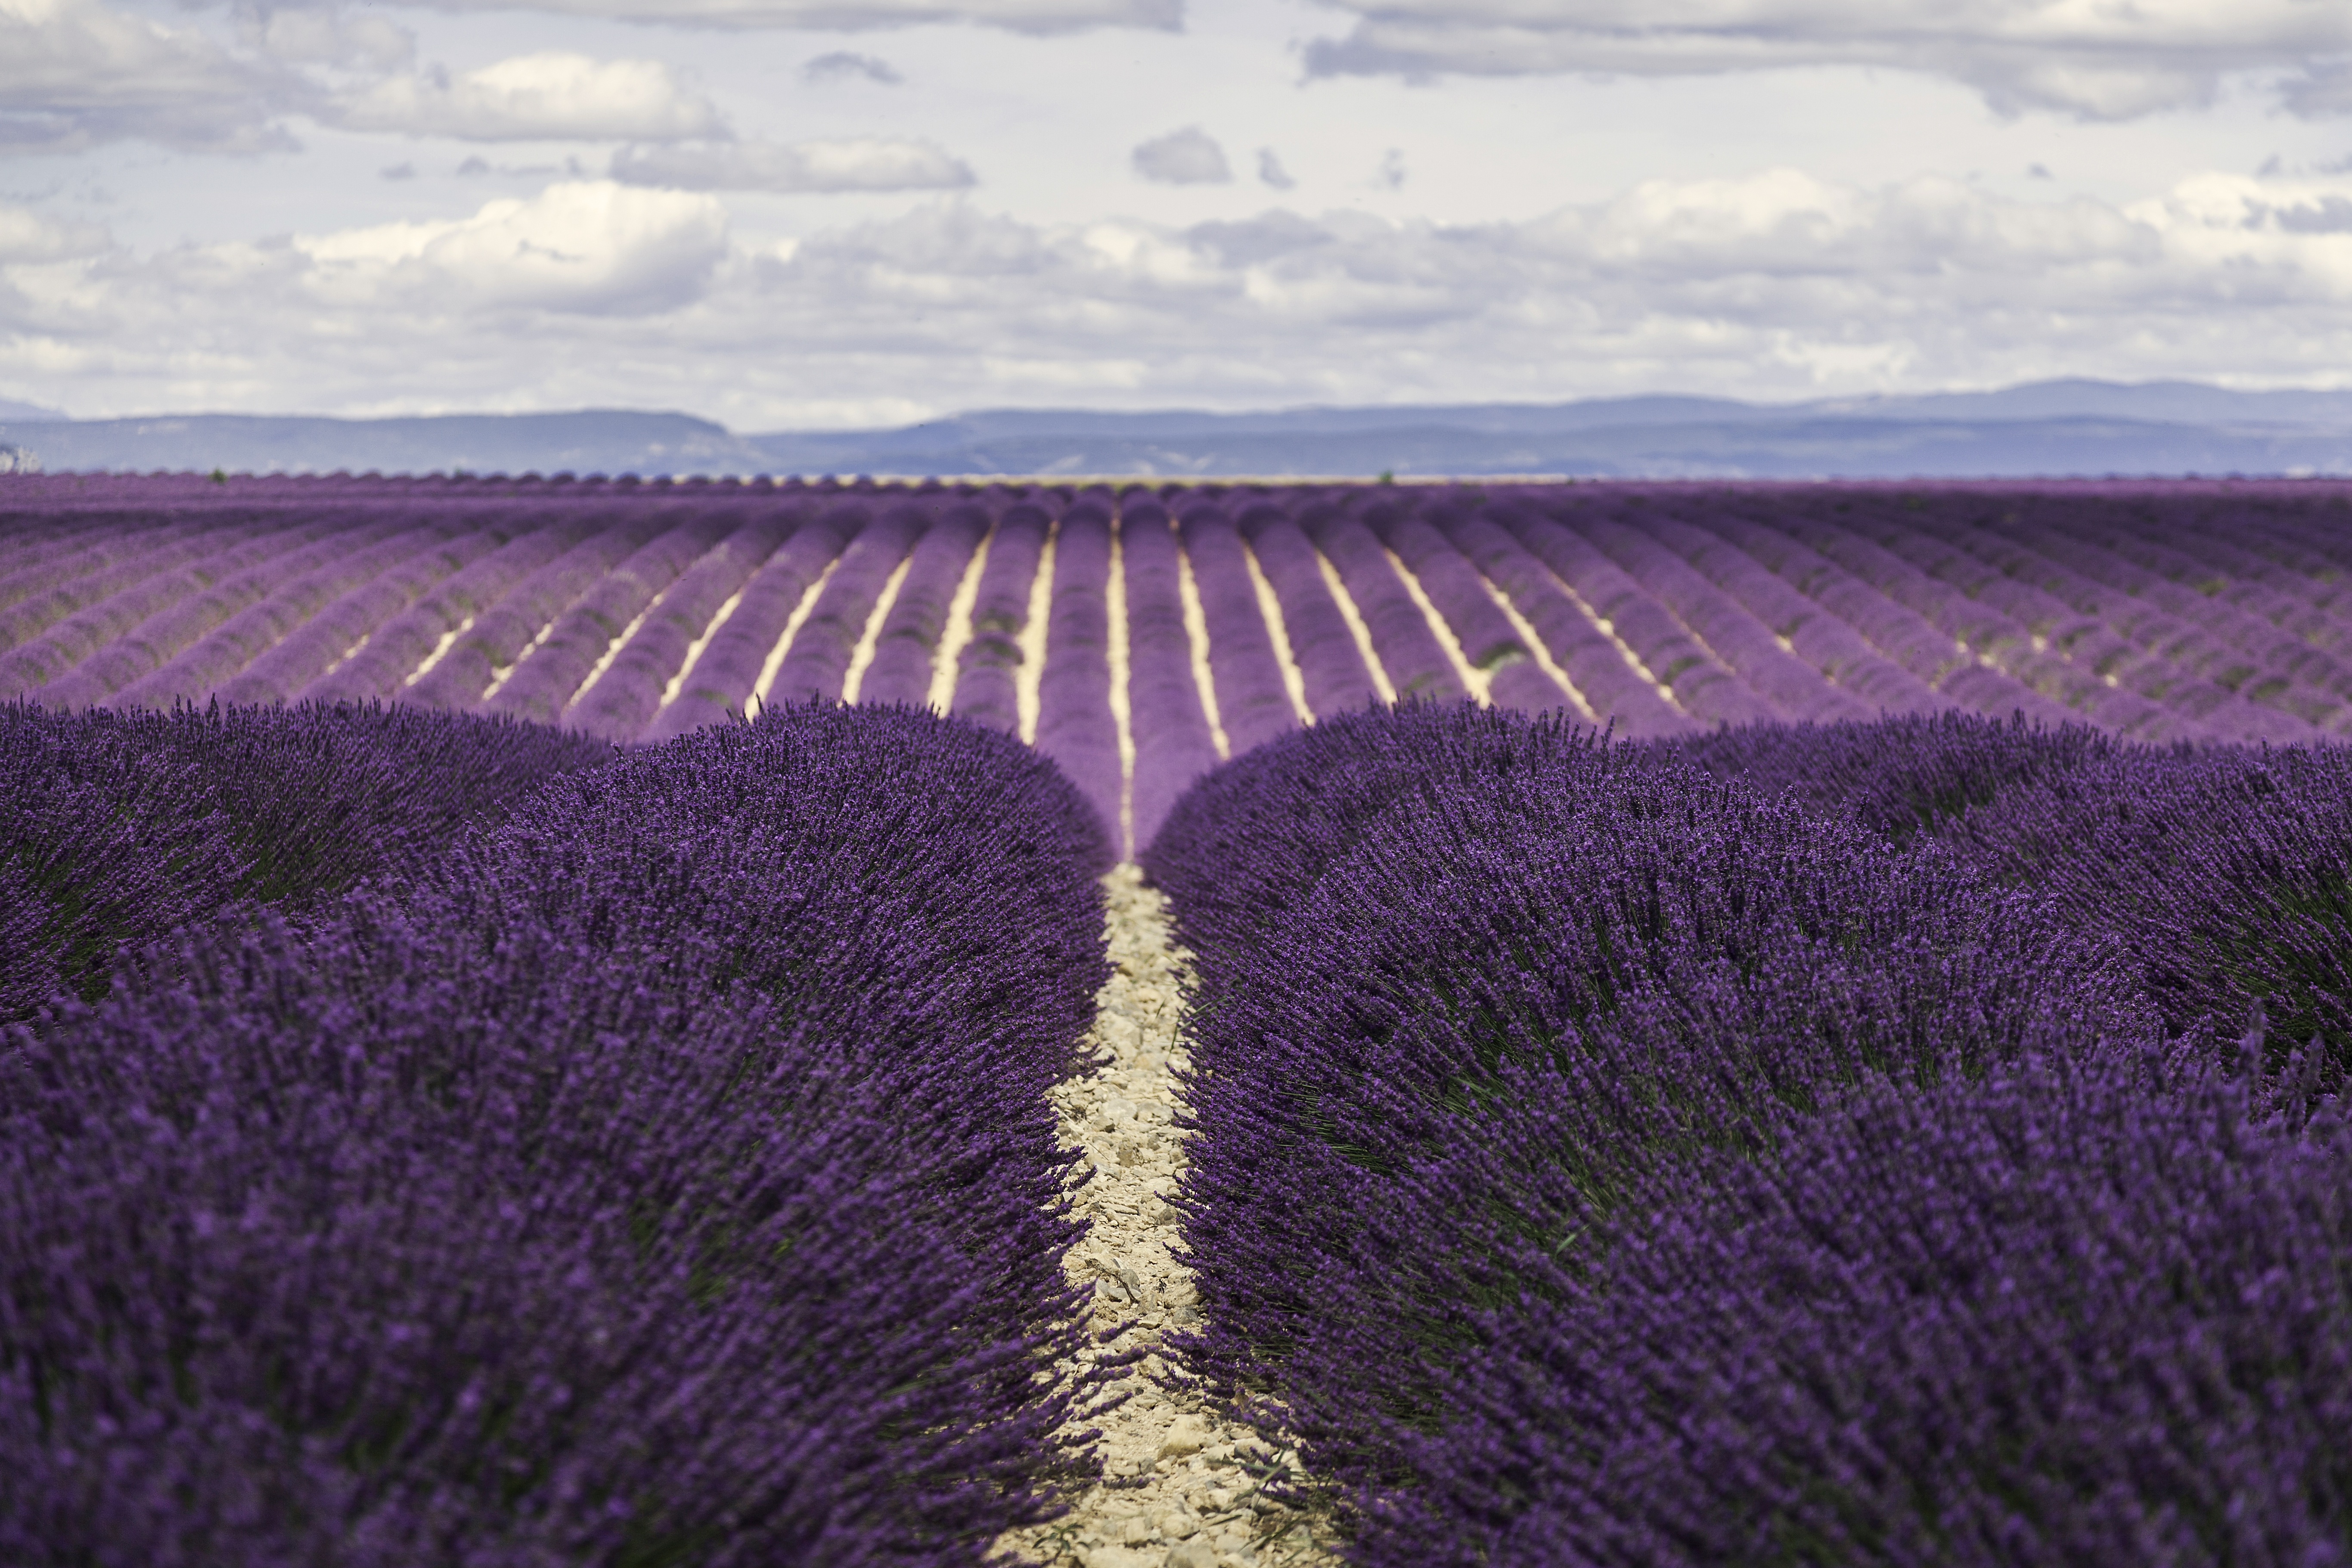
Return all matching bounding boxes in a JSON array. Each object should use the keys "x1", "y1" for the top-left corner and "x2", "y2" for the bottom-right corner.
[{"x1": 998, "y1": 865, "x2": 1341, "y2": 1568}]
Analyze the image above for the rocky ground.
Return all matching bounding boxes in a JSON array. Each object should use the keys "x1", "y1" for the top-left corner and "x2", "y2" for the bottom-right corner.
[{"x1": 998, "y1": 866, "x2": 1341, "y2": 1568}]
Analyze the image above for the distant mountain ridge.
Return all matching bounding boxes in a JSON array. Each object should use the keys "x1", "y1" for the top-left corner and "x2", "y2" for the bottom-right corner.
[{"x1": 5, "y1": 379, "x2": 2352, "y2": 480}]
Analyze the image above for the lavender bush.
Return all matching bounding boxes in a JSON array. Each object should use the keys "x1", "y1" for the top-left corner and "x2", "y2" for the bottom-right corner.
[
  {"x1": 1360, "y1": 1038, "x2": 2352, "y2": 1566},
  {"x1": 1, "y1": 702, "x2": 1114, "y2": 1564},
  {"x1": 0, "y1": 699, "x2": 610, "y2": 1026},
  {"x1": 1146, "y1": 705, "x2": 2124, "y2": 1493}
]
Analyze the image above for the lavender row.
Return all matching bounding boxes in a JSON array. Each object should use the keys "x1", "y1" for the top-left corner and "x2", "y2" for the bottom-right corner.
[
  {"x1": 949, "y1": 500, "x2": 1053, "y2": 734},
  {"x1": 478, "y1": 512, "x2": 735, "y2": 726},
  {"x1": 0, "y1": 516, "x2": 212, "y2": 649},
  {"x1": 401, "y1": 507, "x2": 669, "y2": 711},
  {"x1": 1644, "y1": 509, "x2": 1947, "y2": 714},
  {"x1": 0, "y1": 699, "x2": 610, "y2": 1025},
  {"x1": 3, "y1": 702, "x2": 1114, "y2": 1561},
  {"x1": 1232, "y1": 503, "x2": 1381, "y2": 719},
  {"x1": 642, "y1": 508, "x2": 847, "y2": 740},
  {"x1": 216, "y1": 521, "x2": 515, "y2": 706},
  {"x1": 1698, "y1": 507, "x2": 2082, "y2": 727},
  {"x1": 1031, "y1": 498, "x2": 1124, "y2": 849},
  {"x1": 1174, "y1": 500, "x2": 1298, "y2": 754},
  {"x1": 764, "y1": 501, "x2": 924, "y2": 707},
  {"x1": 1829, "y1": 501, "x2": 2234, "y2": 739},
  {"x1": 1121, "y1": 498, "x2": 1223, "y2": 854},
  {"x1": 1145, "y1": 705, "x2": 2352, "y2": 1562},
  {"x1": 1375, "y1": 502, "x2": 1573, "y2": 714},
  {"x1": 1435, "y1": 503, "x2": 1696, "y2": 738},
  {"x1": 300, "y1": 509, "x2": 596, "y2": 703},
  {"x1": 110, "y1": 515, "x2": 481, "y2": 711},
  {"x1": 1502, "y1": 509, "x2": 1775, "y2": 725},
  {"x1": 1843, "y1": 498, "x2": 2311, "y2": 741},
  {"x1": 1307, "y1": 501, "x2": 1465, "y2": 702},
  {"x1": 556, "y1": 511, "x2": 792, "y2": 740},
  {"x1": 856, "y1": 500, "x2": 988, "y2": 708}
]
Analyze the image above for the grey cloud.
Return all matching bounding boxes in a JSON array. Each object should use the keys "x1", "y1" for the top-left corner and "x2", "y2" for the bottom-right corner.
[
  {"x1": 1133, "y1": 127, "x2": 1230, "y2": 185},
  {"x1": 1256, "y1": 149, "x2": 1294, "y2": 190},
  {"x1": 1297, "y1": 2, "x2": 2352, "y2": 122},
  {"x1": 396, "y1": 0, "x2": 1179, "y2": 33},
  {"x1": 0, "y1": 0, "x2": 307, "y2": 153},
  {"x1": 1187, "y1": 211, "x2": 1328, "y2": 267},
  {"x1": 23, "y1": 170, "x2": 2352, "y2": 424},
  {"x1": 2282, "y1": 65, "x2": 2352, "y2": 118},
  {"x1": 803, "y1": 51, "x2": 901, "y2": 84},
  {"x1": 611, "y1": 138, "x2": 974, "y2": 192},
  {"x1": 2254, "y1": 195, "x2": 2352, "y2": 234},
  {"x1": 380, "y1": 161, "x2": 417, "y2": 180}
]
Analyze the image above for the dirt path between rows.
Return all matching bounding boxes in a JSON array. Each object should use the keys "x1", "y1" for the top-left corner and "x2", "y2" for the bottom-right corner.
[{"x1": 998, "y1": 865, "x2": 1342, "y2": 1568}]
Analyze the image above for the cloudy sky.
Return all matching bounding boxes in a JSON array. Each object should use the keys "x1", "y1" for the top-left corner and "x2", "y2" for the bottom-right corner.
[{"x1": 5, "y1": 0, "x2": 2352, "y2": 428}]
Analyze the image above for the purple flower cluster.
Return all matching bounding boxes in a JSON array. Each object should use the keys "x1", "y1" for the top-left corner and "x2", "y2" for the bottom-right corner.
[
  {"x1": 1369, "y1": 1038, "x2": 2352, "y2": 1566},
  {"x1": 2, "y1": 701, "x2": 1114, "y2": 1564},
  {"x1": 1144, "y1": 702, "x2": 2350, "y2": 1561},
  {"x1": 1, "y1": 697, "x2": 610, "y2": 1027}
]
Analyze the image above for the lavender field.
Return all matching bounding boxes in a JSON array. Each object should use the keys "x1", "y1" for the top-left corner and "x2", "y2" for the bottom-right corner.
[{"x1": 5, "y1": 472, "x2": 2352, "y2": 1564}]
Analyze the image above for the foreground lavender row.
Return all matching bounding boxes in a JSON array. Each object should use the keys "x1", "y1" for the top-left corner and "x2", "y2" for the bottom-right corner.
[
  {"x1": 8, "y1": 689, "x2": 2352, "y2": 1562},
  {"x1": 2, "y1": 701, "x2": 1114, "y2": 1563},
  {"x1": 10, "y1": 474, "x2": 2352, "y2": 853},
  {"x1": 1145, "y1": 707, "x2": 2352, "y2": 1565}
]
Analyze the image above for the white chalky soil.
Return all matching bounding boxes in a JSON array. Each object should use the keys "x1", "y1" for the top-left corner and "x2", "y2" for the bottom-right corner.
[{"x1": 1002, "y1": 865, "x2": 1339, "y2": 1568}]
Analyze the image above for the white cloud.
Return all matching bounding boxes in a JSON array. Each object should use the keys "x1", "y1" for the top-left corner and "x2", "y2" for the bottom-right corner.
[
  {"x1": 295, "y1": 180, "x2": 728, "y2": 313},
  {"x1": 1133, "y1": 126, "x2": 1231, "y2": 185},
  {"x1": 397, "y1": 0, "x2": 1178, "y2": 33},
  {"x1": 18, "y1": 168, "x2": 2352, "y2": 424},
  {"x1": 0, "y1": 0, "x2": 303, "y2": 152},
  {"x1": 1299, "y1": 0, "x2": 2352, "y2": 121},
  {"x1": 331, "y1": 52, "x2": 726, "y2": 142},
  {"x1": 612, "y1": 138, "x2": 974, "y2": 191},
  {"x1": 0, "y1": 203, "x2": 110, "y2": 263}
]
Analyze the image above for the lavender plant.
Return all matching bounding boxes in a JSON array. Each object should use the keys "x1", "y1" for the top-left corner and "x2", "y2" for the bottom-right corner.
[
  {"x1": 0, "y1": 699, "x2": 611, "y2": 1026},
  {"x1": 1, "y1": 702, "x2": 1114, "y2": 1564}
]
